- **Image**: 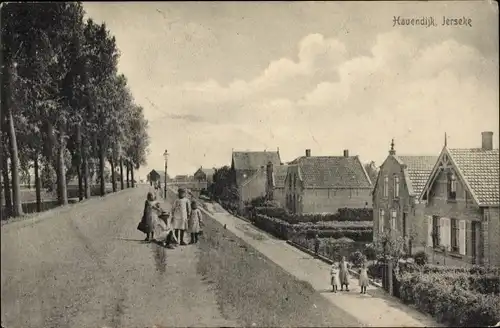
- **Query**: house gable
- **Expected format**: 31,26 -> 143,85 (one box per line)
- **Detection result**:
419,147 -> 479,206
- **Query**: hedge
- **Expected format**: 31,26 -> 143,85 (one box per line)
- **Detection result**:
398,272 -> 500,326
402,263 -> 500,276
254,206 -> 373,223
292,235 -> 366,261
252,214 -> 373,242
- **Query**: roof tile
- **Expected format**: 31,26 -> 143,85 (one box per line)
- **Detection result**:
397,156 -> 438,196
289,156 -> 372,189
448,148 -> 499,206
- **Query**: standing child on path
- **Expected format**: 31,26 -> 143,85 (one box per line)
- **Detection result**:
359,262 -> 369,294
330,263 -> 340,293
338,256 -> 350,291
188,201 -> 203,244
171,188 -> 191,246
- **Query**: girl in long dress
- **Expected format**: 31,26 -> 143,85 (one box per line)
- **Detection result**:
338,256 -> 350,292
188,201 -> 203,244
330,263 -> 340,293
171,188 -> 191,246
141,192 -> 163,242
359,262 -> 369,294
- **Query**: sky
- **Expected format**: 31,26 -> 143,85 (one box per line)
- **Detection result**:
83,1 -> 499,179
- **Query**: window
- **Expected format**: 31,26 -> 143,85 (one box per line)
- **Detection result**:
288,174 -> 292,190
394,176 -> 400,198
448,172 -> 457,201
383,176 -> 389,198
432,216 -> 440,248
450,218 -> 459,252
391,210 -> 397,231
379,209 -> 385,233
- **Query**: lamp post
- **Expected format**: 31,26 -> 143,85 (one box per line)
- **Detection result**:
163,149 -> 169,200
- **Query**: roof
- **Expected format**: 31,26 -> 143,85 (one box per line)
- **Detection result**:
232,151 -> 281,171
397,156 -> 438,196
288,156 -> 372,189
273,165 -> 289,188
448,148 -> 499,206
194,167 -> 216,177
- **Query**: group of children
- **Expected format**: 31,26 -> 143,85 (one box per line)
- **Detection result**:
329,257 -> 369,294
139,188 -> 203,248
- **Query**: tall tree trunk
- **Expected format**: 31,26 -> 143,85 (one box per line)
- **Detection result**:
119,158 -> 124,190
98,140 -> 106,197
56,133 -> 68,206
2,153 -> 12,218
126,161 -> 130,188
7,111 -> 23,217
34,154 -> 42,212
110,158 -> 116,192
131,163 -> 135,188
76,126 -> 83,201
81,137 -> 90,199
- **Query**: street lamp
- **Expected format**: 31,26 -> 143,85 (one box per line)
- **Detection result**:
163,149 -> 169,200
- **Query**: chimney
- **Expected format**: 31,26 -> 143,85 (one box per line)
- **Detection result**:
481,131 -> 493,150
305,149 -> 311,157
343,149 -> 349,157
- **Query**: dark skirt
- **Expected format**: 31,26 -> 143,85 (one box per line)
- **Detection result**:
139,201 -> 154,234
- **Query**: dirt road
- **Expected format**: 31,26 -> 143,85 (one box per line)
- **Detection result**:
1,186 -> 359,327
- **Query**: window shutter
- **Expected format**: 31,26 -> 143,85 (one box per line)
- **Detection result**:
459,220 -> 466,255
441,218 -> 451,249
427,216 -> 433,247
379,209 -> 384,233
440,217 -> 446,247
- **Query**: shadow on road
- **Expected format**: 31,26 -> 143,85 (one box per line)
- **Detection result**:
114,238 -> 147,243
151,242 -> 167,273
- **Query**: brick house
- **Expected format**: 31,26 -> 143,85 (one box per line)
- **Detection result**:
231,150 -> 281,207
418,131 -> 499,267
265,163 -> 289,207
372,139 -> 438,250
193,167 -> 216,185
284,149 -> 373,214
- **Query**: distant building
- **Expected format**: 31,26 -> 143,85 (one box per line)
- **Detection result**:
231,150 -> 281,207
193,167 -> 216,185
371,139 -> 438,252
285,149 -> 372,214
174,175 -> 189,182
418,131 -> 499,267
147,170 -> 169,186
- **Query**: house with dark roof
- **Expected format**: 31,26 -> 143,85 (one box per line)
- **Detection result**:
231,150 -> 281,206
418,131 -> 499,267
371,139 -> 438,252
146,170 -> 169,186
193,167 -> 216,184
284,149 -> 373,214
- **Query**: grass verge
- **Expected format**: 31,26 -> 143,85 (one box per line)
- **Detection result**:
196,212 -> 362,327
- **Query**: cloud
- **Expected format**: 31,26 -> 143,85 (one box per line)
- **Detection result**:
142,30 -> 498,176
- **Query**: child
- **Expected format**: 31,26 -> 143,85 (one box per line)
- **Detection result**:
359,262 -> 369,294
314,234 -> 320,256
330,263 -> 340,293
171,188 -> 191,246
188,201 -> 203,244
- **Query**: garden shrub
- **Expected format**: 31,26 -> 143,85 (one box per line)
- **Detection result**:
413,251 -> 428,266
363,243 -> 377,261
398,272 -> 500,326
337,208 -> 373,221
349,250 -> 367,268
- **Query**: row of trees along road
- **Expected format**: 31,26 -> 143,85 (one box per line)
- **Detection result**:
0,3 -> 150,218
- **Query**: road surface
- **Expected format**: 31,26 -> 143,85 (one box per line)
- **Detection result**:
1,186 -> 360,327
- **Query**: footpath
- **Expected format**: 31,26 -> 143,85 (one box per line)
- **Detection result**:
196,199 -> 441,327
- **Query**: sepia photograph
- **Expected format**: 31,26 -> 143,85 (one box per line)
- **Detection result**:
1,1 -> 499,327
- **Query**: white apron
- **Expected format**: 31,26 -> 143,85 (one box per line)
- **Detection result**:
172,197 -> 190,230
